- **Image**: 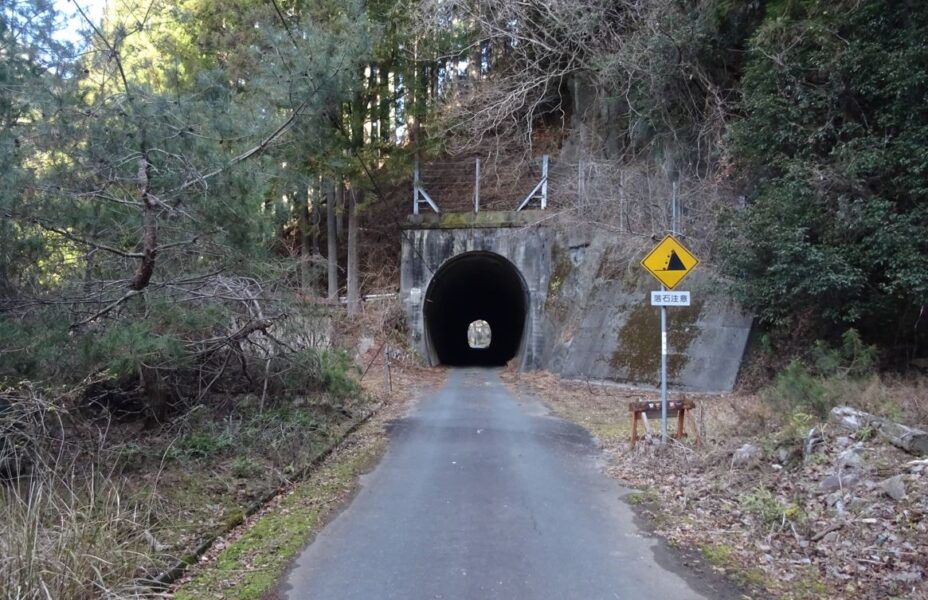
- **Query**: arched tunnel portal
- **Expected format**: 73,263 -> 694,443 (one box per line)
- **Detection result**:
424,251 -> 528,366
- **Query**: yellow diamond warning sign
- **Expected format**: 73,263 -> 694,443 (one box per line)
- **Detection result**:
640,234 -> 700,290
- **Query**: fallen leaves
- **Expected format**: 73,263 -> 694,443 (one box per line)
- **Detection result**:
507,371 -> 928,600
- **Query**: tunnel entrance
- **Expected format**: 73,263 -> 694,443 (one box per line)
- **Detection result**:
424,252 -> 528,366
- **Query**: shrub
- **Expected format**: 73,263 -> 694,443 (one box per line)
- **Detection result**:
768,361 -> 830,419
740,486 -> 804,529
231,456 -> 262,478
765,329 -> 878,419
179,430 -> 234,459
811,329 -> 877,379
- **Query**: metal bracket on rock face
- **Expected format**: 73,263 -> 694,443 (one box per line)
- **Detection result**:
640,234 -> 700,290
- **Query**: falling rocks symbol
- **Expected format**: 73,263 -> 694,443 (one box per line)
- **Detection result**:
664,250 -> 686,271
640,234 -> 700,290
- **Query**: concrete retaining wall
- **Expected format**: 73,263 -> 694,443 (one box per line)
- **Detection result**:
400,212 -> 752,392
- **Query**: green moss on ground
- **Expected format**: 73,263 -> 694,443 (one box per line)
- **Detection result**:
173,424 -> 387,600
626,489 -> 659,505
701,544 -> 769,590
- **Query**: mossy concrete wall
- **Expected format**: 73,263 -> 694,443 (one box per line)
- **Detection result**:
541,226 -> 752,392
400,213 -> 752,392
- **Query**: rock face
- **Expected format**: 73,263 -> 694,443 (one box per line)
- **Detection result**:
836,445 -> 866,470
804,427 -> 825,461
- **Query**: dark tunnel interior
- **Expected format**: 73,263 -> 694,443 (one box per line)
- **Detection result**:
424,252 -> 527,366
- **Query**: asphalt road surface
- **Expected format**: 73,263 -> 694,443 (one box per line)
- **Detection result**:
279,368 -> 731,600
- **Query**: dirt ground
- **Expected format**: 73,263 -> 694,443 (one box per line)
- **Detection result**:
502,370 -> 928,600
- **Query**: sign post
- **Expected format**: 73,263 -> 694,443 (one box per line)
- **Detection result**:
640,192 -> 699,444
660,289 -> 668,442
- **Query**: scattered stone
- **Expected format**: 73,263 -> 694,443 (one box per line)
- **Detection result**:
848,496 -> 868,511
835,436 -> 854,449
891,571 -> 922,584
819,531 -> 840,545
906,459 -> 928,474
776,446 -> 794,464
820,472 -> 860,493
732,443 -> 762,468
804,427 -> 825,461
837,444 -> 865,470
879,475 -> 907,501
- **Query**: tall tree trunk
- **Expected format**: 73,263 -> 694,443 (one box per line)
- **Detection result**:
130,153 -> 157,291
368,65 -> 379,144
469,30 -> 482,82
299,190 -> 315,295
379,61 -> 392,144
327,180 -> 338,301
336,187 -> 344,240
346,188 -> 361,317
311,180 -> 322,256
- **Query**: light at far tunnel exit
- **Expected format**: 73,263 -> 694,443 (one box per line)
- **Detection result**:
467,320 -> 491,349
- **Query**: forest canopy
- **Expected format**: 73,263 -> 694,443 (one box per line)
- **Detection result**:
0,0 -> 925,403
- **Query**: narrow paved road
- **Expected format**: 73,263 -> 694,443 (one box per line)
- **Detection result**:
280,369 -> 728,600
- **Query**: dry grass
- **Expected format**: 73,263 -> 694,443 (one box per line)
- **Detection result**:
0,391 -> 162,600
0,362 -> 377,599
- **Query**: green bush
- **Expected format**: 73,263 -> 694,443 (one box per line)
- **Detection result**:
0,310 -> 74,381
768,361 -> 830,418
178,430 -> 234,459
231,456 -> 262,478
765,329 -> 878,418
811,329 -> 877,379
318,349 -> 361,398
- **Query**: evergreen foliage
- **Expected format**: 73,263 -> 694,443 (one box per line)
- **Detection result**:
722,1 -> 928,355
2,0 -> 927,402
0,0 -> 381,409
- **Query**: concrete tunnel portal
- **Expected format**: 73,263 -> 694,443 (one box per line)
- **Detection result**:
424,252 -> 528,367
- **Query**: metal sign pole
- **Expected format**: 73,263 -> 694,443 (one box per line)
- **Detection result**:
642,181 -> 697,448
661,181 -> 678,445
660,289 -> 668,444
474,158 -> 480,213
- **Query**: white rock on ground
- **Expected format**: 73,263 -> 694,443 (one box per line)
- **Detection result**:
879,475 -> 907,501
731,443 -> 762,468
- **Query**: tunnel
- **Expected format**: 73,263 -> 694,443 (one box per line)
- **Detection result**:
424,251 -> 528,366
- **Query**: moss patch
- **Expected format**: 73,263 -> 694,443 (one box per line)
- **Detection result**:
701,544 -> 769,589
626,489 -> 659,505
404,211 -> 540,230
173,421 -> 388,600
545,243 -> 573,316
610,298 -> 704,383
